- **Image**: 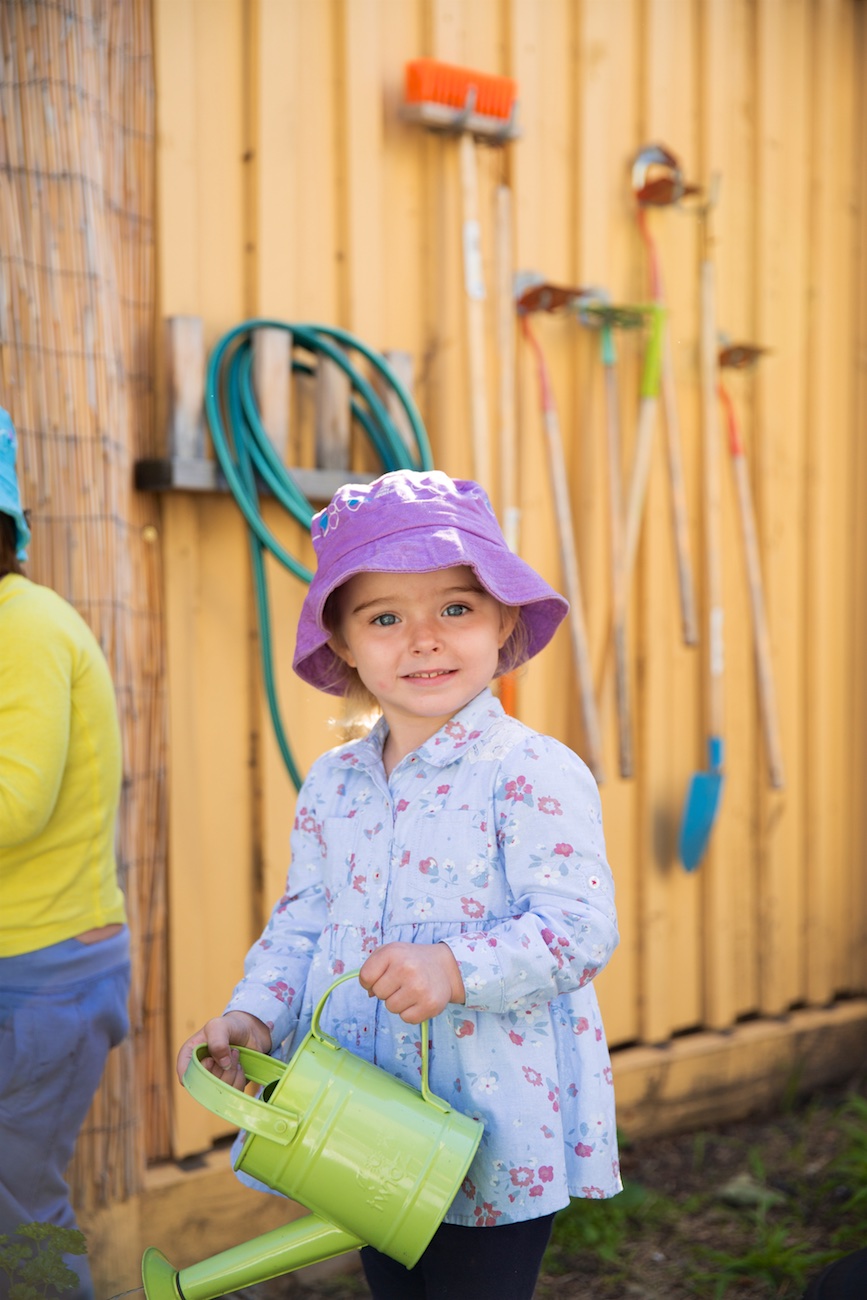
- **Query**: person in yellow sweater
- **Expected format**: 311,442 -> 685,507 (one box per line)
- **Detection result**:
0,408 -> 130,1299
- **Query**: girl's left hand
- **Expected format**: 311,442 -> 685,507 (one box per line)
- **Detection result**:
359,941 -> 466,1023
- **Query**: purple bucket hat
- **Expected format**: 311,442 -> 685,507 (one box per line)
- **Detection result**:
293,469 -> 569,695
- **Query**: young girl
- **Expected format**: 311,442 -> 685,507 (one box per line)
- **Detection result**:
179,469 -> 621,1300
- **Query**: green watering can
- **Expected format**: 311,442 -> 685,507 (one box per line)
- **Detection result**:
141,971 -> 483,1299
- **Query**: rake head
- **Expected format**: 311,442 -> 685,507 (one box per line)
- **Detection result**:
575,298 -> 653,331
718,341 -> 771,371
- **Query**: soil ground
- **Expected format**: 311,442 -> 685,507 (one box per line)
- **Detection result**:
234,1070 -> 867,1300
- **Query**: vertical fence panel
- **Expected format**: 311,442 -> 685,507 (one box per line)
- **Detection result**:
147,0 -> 867,1158
636,0 -> 703,1042
753,0 -> 810,1015
803,0 -> 840,1008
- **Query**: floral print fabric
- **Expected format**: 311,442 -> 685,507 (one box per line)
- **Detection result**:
226,688 -> 622,1223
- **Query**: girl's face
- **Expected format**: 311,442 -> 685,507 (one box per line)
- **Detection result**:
329,566 -> 517,745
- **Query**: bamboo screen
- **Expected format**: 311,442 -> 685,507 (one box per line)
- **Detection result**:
0,0 -> 168,1204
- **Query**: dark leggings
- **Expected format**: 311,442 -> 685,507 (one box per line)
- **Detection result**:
360,1213 -> 555,1300
801,1248 -> 867,1299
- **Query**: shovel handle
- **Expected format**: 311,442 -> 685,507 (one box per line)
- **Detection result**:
701,251 -> 724,740
719,383 -> 785,788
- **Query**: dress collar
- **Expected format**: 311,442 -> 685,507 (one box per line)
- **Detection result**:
326,688 -> 505,773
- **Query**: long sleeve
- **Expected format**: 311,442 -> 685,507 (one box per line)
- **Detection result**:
224,783 -> 329,1051
442,734 -> 618,1014
0,622 -> 71,848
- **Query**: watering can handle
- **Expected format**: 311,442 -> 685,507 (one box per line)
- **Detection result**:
312,970 -> 451,1115
184,1044 -> 300,1147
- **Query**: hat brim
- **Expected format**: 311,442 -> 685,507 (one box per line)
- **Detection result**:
293,526 -> 568,695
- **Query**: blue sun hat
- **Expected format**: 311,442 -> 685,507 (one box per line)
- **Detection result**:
0,407 -> 31,561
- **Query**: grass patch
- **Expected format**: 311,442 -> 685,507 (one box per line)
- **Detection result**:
535,1077 -> 867,1299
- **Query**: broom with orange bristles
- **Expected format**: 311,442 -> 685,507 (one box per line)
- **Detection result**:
403,58 -> 519,496
404,58 -> 521,711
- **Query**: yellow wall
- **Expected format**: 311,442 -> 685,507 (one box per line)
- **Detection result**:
151,0 -> 867,1157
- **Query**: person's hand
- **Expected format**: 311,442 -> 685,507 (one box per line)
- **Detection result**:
359,941 -> 465,1024
176,1011 -> 272,1089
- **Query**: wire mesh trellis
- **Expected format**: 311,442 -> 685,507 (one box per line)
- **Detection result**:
0,0 -> 169,1207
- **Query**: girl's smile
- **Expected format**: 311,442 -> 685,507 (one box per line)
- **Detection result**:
329,565 -> 517,771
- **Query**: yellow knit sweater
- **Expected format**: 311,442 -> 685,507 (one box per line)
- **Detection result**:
0,575 -> 126,955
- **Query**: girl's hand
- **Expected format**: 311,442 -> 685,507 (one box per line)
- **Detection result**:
359,941 -> 466,1024
176,1011 -> 272,1088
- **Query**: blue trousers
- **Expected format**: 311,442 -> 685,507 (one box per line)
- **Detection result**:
0,931 -> 130,1299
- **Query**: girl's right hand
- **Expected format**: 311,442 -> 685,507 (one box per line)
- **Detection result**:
176,1011 -> 272,1089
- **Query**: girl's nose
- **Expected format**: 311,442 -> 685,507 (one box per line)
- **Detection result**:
410,618 -> 442,653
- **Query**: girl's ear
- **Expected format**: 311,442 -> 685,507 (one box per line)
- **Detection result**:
498,604 -> 520,649
328,634 -> 357,669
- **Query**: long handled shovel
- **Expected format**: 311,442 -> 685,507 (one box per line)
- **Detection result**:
718,350 -> 785,789
680,199 -> 724,871
632,145 -> 700,647
620,304 -> 666,592
519,310 -> 605,782
577,294 -> 656,778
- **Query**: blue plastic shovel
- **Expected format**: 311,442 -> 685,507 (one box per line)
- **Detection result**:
679,205 -> 724,871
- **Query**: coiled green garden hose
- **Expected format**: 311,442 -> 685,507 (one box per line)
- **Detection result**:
205,319 -> 434,790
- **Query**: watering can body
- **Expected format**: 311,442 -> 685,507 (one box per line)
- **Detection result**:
142,971 -> 483,1299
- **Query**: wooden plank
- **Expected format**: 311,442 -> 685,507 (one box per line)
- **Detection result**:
164,315 -> 206,460
802,0 -> 837,1007
152,0 -> 201,315
257,507 -> 339,918
696,0 -> 741,1032
314,353 -> 351,469
637,0 -> 702,1043
248,0 -> 296,315
163,498 -> 255,1158
614,999 -> 867,1140
823,0 -> 857,998
850,0 -> 867,994
753,0 -> 809,1016
715,0 -> 761,1019
378,348 -> 417,462
194,0 -> 246,337
337,0 -> 384,345
508,0 -> 570,750
252,327 -> 291,460
573,0 -> 642,1047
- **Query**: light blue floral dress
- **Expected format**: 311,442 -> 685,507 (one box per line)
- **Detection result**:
226,688 -> 622,1224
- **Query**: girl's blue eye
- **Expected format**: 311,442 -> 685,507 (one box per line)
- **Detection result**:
372,612 -> 398,626
444,603 -> 469,617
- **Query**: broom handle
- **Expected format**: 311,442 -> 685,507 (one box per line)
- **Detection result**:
638,206 -> 699,646
660,328 -> 700,645
720,384 -> 785,788
459,132 -> 491,488
603,327 -> 633,778
700,237 -> 724,745
621,307 -> 664,591
496,183 -> 517,536
522,320 -> 604,782
496,181 -> 519,716
547,399 -> 605,783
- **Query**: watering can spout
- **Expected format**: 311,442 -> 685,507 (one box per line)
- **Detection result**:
143,973 -> 483,1295
142,1216 -> 364,1300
